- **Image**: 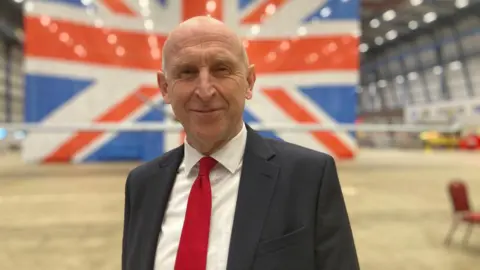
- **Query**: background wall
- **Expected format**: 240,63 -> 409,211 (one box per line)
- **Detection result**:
22,0 -> 359,163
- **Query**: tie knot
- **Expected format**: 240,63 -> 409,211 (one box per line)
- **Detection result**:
198,156 -> 217,176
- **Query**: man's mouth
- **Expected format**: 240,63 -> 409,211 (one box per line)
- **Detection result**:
192,109 -> 221,113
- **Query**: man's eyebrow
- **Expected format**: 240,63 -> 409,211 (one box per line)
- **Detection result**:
173,55 -> 238,67
171,58 -> 197,70
211,57 -> 236,66
213,52 -> 243,64
173,61 -> 195,67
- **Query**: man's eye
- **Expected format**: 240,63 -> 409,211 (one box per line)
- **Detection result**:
179,69 -> 196,77
214,66 -> 230,73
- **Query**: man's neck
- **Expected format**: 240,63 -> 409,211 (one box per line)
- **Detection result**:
186,121 -> 243,156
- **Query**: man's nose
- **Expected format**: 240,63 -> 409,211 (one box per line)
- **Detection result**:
196,68 -> 215,100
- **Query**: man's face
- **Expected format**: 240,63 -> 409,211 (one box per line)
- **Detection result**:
158,28 -> 255,148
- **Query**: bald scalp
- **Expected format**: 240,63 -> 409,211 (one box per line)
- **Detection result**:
161,16 -> 249,77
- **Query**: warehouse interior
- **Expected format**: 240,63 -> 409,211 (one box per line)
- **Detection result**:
0,0 -> 479,269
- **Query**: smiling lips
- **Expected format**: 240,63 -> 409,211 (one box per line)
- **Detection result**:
191,109 -> 222,113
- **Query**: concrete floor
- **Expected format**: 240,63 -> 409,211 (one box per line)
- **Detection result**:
0,149 -> 479,270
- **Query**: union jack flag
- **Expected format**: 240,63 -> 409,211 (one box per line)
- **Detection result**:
23,0 -> 359,163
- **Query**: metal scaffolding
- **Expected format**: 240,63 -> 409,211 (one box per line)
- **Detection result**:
0,0 -> 23,124
359,1 -> 480,122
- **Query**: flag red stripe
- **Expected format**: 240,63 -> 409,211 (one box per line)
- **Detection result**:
25,16 -> 358,73
263,88 -> 354,158
241,0 -> 288,24
182,0 -> 223,21
101,0 -> 137,16
43,86 -> 160,162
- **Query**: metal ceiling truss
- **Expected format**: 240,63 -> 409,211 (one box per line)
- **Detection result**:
366,2 -> 480,57
359,2 -> 480,115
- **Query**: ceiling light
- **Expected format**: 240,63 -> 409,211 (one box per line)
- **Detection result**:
306,53 -> 319,64
94,19 -> 104,28
410,0 -> 423,6
382,10 -> 396,21
250,25 -> 260,35
116,46 -> 125,57
206,1 -> 216,13
151,48 -> 161,59
370,19 -> 380,28
279,41 -> 290,51
48,23 -> 58,33
74,45 -> 86,57
40,16 -> 51,26
395,76 -> 405,84
144,19 -> 154,30
265,51 -> 277,62
296,26 -> 307,36
455,0 -> 469,8
407,72 -> 418,80
449,61 -> 462,70
25,1 -> 34,11
148,35 -> 158,47
359,43 -> 369,53
107,34 -> 117,44
433,66 -> 443,75
139,0 -> 149,8
59,32 -> 69,43
423,12 -> 437,23
265,3 -> 276,15
327,42 -> 338,52
320,7 -> 332,17
408,20 -> 418,30
374,36 -> 384,45
385,29 -> 398,40
377,80 -> 387,88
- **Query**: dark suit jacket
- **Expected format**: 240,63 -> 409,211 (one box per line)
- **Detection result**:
122,125 -> 359,270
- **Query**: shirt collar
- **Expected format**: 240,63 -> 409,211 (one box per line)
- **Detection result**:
183,123 -> 247,175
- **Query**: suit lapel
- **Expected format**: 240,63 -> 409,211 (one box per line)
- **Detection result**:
227,126 -> 280,270
141,146 -> 184,270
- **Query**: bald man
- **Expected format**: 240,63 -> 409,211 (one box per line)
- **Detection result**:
121,16 -> 359,270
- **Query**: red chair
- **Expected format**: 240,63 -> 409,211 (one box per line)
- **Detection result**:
444,180 -> 480,245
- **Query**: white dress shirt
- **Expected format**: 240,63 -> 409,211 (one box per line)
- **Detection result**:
154,124 -> 247,270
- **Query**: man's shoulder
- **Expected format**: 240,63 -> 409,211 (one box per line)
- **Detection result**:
261,138 -> 337,184
126,146 -> 181,182
127,157 -> 159,180
264,137 -> 333,163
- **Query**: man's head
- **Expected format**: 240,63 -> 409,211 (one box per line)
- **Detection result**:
158,16 -> 256,154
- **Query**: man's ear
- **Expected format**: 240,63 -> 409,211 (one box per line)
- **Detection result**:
245,64 -> 256,100
157,71 -> 170,104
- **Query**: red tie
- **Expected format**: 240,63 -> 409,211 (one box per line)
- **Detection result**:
175,156 -> 217,270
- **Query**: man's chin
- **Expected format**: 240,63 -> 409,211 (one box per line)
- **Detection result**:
190,123 -> 226,138
194,126 -> 224,139
187,127 -> 228,153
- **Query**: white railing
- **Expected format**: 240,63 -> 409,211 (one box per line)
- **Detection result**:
0,122 -> 460,133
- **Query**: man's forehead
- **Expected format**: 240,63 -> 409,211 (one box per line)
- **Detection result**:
172,46 -> 238,65
173,33 -> 234,49
162,17 -> 247,71
169,27 -> 240,50
166,34 -> 243,64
